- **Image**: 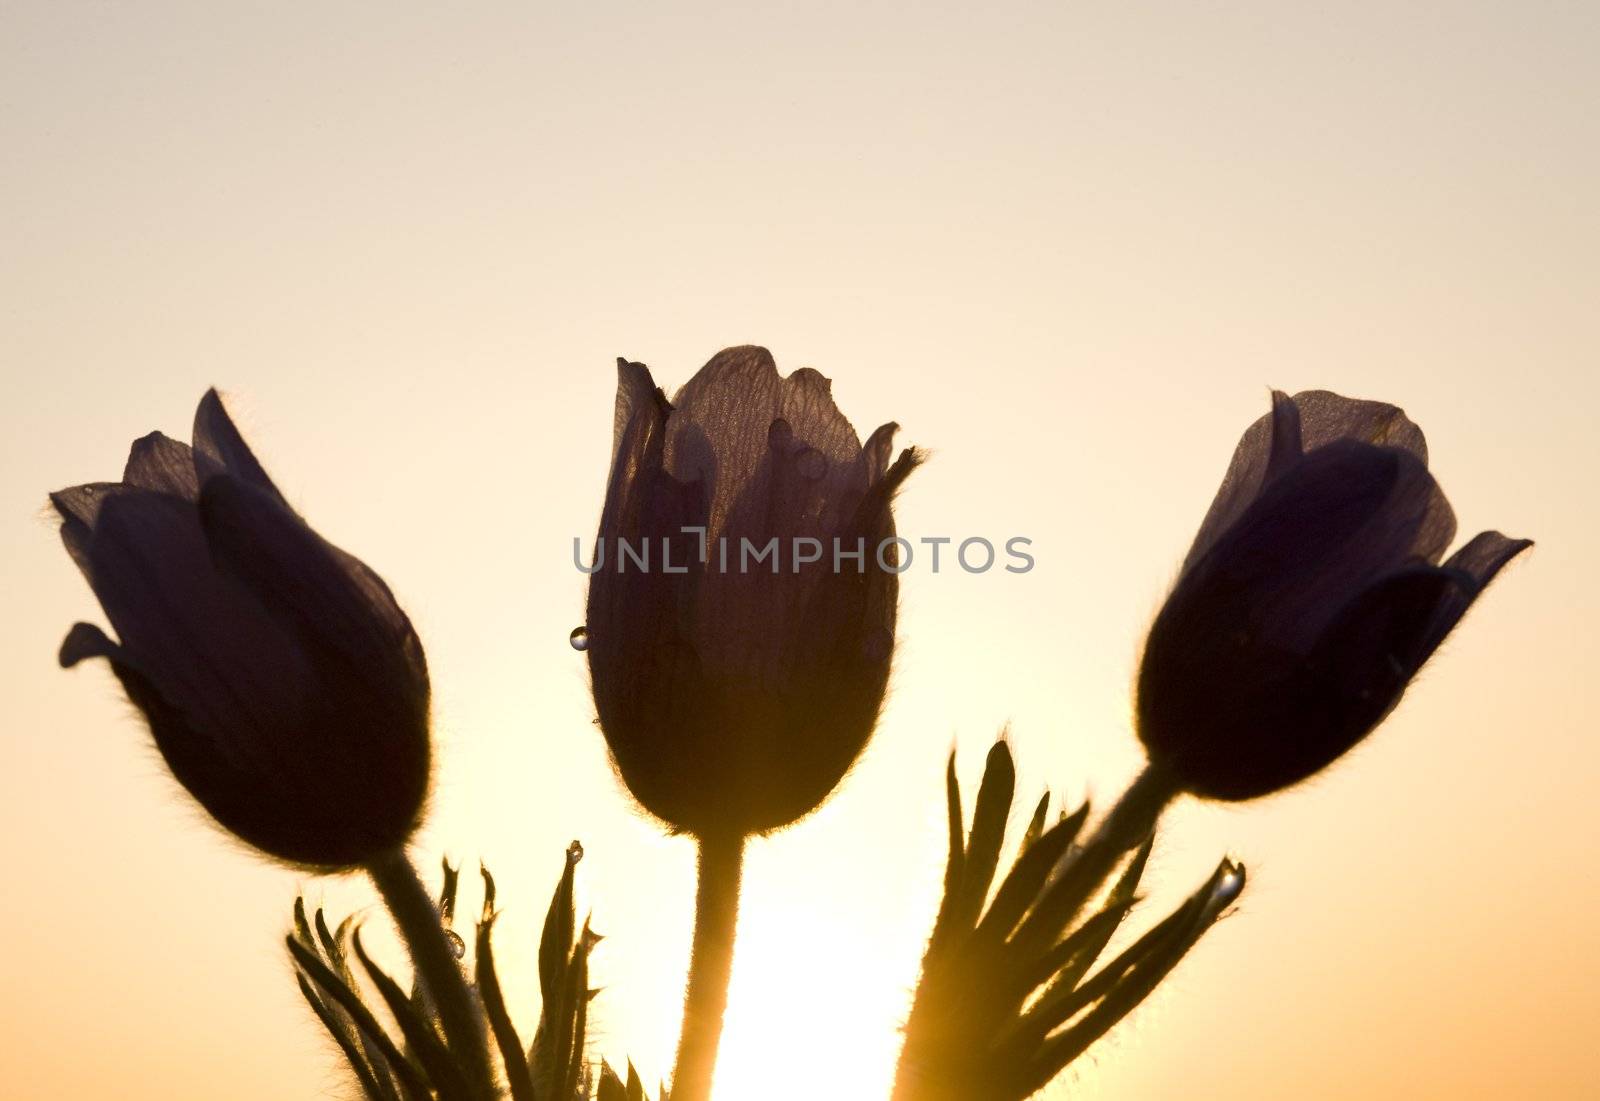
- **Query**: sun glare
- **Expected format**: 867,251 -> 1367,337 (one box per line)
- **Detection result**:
711,884 -> 920,1101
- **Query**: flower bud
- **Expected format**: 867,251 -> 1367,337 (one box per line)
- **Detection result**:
54,391 -> 431,869
585,346 -> 920,836
1137,390 -> 1530,800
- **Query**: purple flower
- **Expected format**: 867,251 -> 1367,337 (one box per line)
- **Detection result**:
1137,390 -> 1531,800
586,346 -> 920,836
54,391 -> 431,869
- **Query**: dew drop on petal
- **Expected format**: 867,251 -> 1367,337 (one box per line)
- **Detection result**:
444,929 -> 465,959
569,626 -> 589,651
796,447 -> 828,480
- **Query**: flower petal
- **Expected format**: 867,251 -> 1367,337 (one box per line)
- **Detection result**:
49,482 -> 127,532
664,346 -> 866,539
1178,441 -> 1402,651
85,489 -> 311,764
1264,389 -> 1302,478
693,437 -> 885,686
1182,390 -> 1301,577
1312,565 -> 1467,696
196,476 -> 427,700
59,621 -> 121,668
1289,390 -> 1428,461
613,358 -> 669,460
1442,530 -> 1534,586
598,358 -> 686,550
192,389 -> 287,507
123,432 -> 200,499
50,484 -> 125,575
861,422 -> 899,483
778,366 -> 863,465
1419,531 -> 1533,654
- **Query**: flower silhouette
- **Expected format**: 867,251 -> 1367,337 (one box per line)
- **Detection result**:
585,345 -> 919,1100
586,345 -> 920,837
54,390 -> 431,869
1138,390 -> 1531,800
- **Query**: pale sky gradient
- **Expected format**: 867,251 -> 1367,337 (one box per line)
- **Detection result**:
3,3 -> 1597,1099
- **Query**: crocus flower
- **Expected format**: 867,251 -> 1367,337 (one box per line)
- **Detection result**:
585,345 -> 920,837
54,391 -> 431,869
1137,390 -> 1530,800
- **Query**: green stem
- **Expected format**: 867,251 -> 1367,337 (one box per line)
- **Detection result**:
671,830 -> 747,1101
367,847 -> 496,1101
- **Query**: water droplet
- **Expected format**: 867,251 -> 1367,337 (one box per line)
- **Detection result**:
567,839 -> 585,864
1207,862 -> 1246,914
796,447 -> 828,480
569,626 -> 589,651
444,929 -> 465,959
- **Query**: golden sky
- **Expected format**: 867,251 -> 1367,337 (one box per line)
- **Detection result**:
2,3 -> 1596,1099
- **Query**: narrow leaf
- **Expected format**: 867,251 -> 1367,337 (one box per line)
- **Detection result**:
562,932 -> 592,1101
1018,790 -> 1051,855
1049,835 -> 1153,995
596,1062 -> 627,1101
951,740 -> 1016,930
353,929 -> 474,1101
288,936 -> 430,1101
477,911 -> 535,1101
924,751 -> 967,954
974,807 -> 1087,945
1013,861 -> 1245,1096
295,971 -> 391,1100
540,844 -> 581,1014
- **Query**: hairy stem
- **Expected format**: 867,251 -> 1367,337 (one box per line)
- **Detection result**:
672,830 -> 747,1101
1041,760 -> 1180,928
1084,760 -> 1179,861
367,847 -> 496,1100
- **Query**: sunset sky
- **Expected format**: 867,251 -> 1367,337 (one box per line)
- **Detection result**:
3,3 -> 1596,1099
